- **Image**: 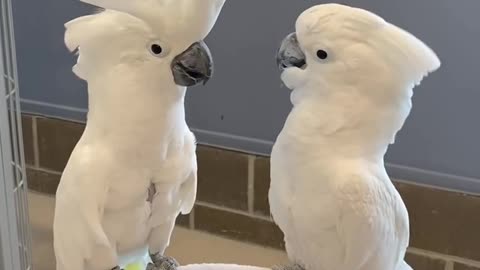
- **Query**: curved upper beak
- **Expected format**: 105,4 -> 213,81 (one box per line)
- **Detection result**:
276,32 -> 306,71
171,41 -> 213,87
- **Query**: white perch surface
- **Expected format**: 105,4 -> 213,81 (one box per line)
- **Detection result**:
180,264 -> 271,270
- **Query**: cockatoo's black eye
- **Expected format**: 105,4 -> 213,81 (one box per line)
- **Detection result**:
316,50 -> 328,60
148,41 -> 169,58
150,44 -> 163,55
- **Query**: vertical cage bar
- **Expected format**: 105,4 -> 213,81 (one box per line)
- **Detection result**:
0,51 -> 21,270
0,0 -> 33,268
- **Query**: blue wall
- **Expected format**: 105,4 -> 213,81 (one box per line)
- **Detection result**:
13,0 -> 480,194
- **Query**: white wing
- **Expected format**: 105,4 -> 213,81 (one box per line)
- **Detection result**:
53,146 -> 112,270
289,170 -> 409,270
147,131 -> 197,254
178,165 -> 197,215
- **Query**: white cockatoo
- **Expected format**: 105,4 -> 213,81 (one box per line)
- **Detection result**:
270,4 -> 440,270
53,1 -> 226,270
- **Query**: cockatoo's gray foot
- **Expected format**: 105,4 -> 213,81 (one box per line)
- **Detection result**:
273,263 -> 305,270
146,253 -> 179,270
111,266 -> 124,270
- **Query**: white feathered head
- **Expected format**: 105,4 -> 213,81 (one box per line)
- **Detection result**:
277,3 -> 440,97
276,4 -> 441,148
65,0 -> 226,86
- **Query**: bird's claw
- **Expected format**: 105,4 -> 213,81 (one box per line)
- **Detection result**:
272,264 -> 305,270
111,266 -> 124,270
146,254 -> 179,270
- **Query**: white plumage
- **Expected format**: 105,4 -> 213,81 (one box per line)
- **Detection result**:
53,1 -> 225,270
270,4 -> 440,270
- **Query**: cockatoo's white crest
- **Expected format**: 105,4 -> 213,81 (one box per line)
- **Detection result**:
79,0 -> 225,46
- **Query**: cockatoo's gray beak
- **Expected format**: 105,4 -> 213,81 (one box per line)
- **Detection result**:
277,32 -> 306,71
171,41 -> 213,87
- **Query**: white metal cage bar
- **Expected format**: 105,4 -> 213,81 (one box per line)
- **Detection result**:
0,0 -> 33,269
